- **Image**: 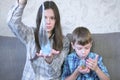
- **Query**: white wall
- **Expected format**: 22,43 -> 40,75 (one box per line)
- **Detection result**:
0,0 -> 120,37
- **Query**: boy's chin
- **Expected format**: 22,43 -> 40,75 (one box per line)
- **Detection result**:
80,56 -> 87,59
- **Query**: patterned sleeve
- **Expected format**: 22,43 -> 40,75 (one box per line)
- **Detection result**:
98,56 -> 110,77
44,36 -> 70,77
61,56 -> 71,80
7,1 -> 34,44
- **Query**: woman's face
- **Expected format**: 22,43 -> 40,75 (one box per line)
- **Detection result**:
44,8 -> 56,33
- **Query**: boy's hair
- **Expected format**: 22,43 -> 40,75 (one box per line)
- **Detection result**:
72,26 -> 92,46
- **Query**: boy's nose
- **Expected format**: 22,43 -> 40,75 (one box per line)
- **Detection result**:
81,49 -> 85,54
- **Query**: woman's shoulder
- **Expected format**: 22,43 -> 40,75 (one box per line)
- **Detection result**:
63,35 -> 70,42
62,35 -> 70,46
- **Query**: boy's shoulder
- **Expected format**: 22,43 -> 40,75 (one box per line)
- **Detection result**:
68,51 -> 97,56
89,52 -> 97,56
88,52 -> 102,59
67,51 -> 77,58
65,51 -> 80,61
67,51 -> 102,59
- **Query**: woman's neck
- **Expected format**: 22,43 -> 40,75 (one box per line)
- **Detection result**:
47,31 -> 52,38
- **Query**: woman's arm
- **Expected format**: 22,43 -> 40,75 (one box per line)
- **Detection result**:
44,36 -> 70,77
7,0 -> 34,44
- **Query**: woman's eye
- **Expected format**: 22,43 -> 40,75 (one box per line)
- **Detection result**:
45,16 -> 55,20
45,16 -> 47,19
50,17 -> 55,20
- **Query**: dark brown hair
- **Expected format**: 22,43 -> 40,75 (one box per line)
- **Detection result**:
34,1 -> 63,52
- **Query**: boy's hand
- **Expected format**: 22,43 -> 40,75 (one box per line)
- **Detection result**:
86,55 -> 99,71
77,66 -> 90,74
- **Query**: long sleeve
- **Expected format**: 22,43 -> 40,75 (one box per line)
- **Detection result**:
31,36 -> 70,79
97,56 -> 110,77
7,1 -> 34,45
45,36 -> 70,78
61,56 -> 71,80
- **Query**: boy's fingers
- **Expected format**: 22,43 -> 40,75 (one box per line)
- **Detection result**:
95,54 -> 99,60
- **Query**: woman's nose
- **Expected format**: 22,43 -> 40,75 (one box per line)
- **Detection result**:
46,18 -> 50,24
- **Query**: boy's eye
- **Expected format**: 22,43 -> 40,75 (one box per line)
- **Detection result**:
85,46 -> 91,50
76,47 -> 82,50
85,47 -> 89,49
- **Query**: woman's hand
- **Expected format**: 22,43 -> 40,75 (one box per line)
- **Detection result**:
36,49 -> 60,64
18,0 -> 27,5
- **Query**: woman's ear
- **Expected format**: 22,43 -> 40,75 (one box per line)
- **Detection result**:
71,42 -> 75,49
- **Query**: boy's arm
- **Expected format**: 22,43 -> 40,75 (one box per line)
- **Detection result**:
65,66 -> 90,80
87,55 -> 110,80
64,67 -> 79,80
95,67 -> 110,80
61,55 -> 79,80
95,56 -> 110,80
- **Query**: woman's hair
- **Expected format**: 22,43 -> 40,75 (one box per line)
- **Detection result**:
34,1 -> 63,52
72,27 -> 92,46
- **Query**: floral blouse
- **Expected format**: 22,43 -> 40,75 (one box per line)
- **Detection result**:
7,2 -> 70,80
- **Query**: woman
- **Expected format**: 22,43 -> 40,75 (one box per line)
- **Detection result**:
7,0 -> 70,80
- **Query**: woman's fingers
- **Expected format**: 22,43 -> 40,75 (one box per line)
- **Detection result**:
18,0 -> 27,5
36,50 -> 44,57
51,49 -> 60,55
36,53 -> 42,57
36,49 -> 60,59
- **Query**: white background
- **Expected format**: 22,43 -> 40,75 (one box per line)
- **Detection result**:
0,0 -> 120,37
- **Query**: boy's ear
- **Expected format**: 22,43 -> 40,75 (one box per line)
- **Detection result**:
90,41 -> 93,47
71,42 -> 75,49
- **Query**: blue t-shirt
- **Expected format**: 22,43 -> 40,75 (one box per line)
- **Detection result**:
61,51 -> 109,80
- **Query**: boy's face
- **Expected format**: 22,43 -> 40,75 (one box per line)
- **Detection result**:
72,42 -> 92,59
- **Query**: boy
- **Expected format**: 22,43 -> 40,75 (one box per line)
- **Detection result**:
61,27 -> 110,80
